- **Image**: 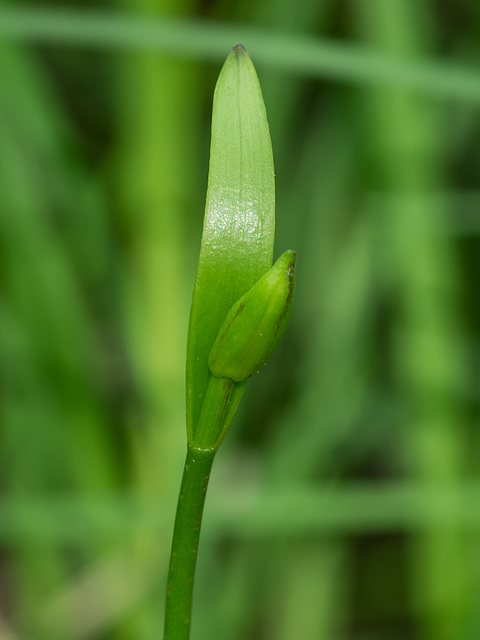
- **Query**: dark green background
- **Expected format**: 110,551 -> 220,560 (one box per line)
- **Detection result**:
1,2 -> 479,639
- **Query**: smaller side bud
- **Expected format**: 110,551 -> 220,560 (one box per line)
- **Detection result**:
208,250 -> 296,382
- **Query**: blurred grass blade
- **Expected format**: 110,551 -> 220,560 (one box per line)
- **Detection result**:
1,8 -> 480,103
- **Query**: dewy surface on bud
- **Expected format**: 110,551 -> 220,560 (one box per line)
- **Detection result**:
209,250 -> 296,382
186,44 -> 276,447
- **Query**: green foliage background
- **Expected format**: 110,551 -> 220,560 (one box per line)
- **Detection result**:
1,2 -> 479,639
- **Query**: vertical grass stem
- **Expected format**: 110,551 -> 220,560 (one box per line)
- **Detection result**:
163,446 -> 215,640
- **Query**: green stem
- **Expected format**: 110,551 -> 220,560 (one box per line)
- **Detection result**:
191,374 -> 235,449
163,446 -> 215,640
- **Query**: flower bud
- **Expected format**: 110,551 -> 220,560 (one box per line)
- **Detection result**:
208,250 -> 296,382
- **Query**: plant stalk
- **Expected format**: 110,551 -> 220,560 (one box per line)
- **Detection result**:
163,445 -> 215,640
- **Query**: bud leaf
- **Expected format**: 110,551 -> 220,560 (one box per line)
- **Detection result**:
186,44 -> 276,445
209,250 -> 296,382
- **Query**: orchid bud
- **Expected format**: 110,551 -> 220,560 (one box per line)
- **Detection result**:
208,250 -> 296,382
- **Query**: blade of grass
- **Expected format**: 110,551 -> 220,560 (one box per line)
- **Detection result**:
0,38 -> 125,639
266,108 -> 374,480
1,7 -> 480,103
114,0 -> 200,636
354,1 -> 470,637
268,542 -> 347,640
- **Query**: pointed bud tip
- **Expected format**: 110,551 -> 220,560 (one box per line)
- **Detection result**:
276,249 -> 297,279
278,249 -> 297,261
230,44 -> 252,63
283,249 -> 297,264
232,43 -> 247,54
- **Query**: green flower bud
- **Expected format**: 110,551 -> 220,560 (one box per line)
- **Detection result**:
208,250 -> 296,382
